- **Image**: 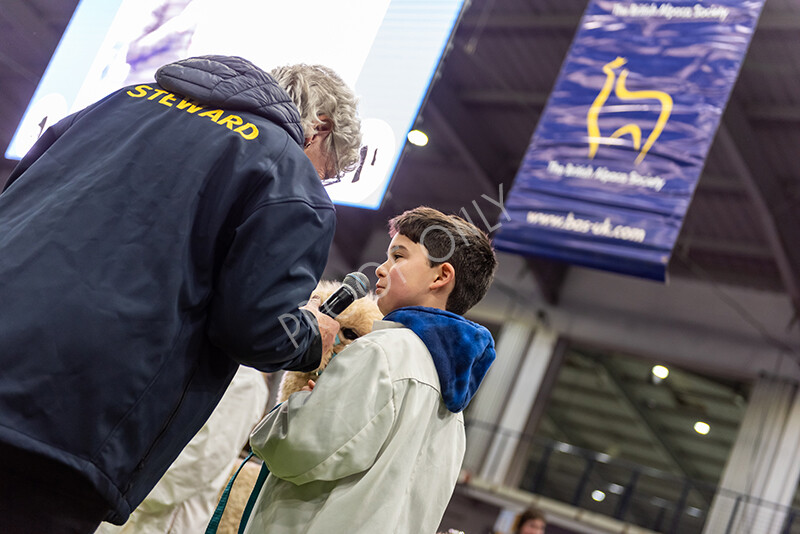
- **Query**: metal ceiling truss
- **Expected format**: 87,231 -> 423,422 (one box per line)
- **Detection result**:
584,352 -> 706,487
719,97 -> 800,321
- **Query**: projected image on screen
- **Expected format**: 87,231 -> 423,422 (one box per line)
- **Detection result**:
6,0 -> 465,210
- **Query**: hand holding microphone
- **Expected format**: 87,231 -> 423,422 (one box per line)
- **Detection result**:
320,272 -> 369,318
301,272 -> 370,358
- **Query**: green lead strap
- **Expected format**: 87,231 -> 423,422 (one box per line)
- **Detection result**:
208,402 -> 282,533
238,462 -> 270,534
205,451 -> 254,534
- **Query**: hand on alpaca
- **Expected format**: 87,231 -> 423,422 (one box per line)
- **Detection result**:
277,280 -> 382,402
299,294 -> 339,358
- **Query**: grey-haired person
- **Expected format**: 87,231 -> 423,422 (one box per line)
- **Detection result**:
0,55 -> 360,534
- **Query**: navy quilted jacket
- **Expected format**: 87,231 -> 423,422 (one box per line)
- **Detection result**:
0,55 -> 334,523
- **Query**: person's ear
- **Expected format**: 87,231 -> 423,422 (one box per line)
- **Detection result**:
431,262 -> 455,291
313,115 -> 333,138
304,116 -> 333,148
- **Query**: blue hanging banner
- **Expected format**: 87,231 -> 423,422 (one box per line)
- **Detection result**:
493,0 -> 766,281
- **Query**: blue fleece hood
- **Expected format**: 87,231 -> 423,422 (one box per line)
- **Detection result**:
383,306 -> 496,413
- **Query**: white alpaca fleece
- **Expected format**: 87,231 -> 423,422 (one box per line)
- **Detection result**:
277,280 -> 383,402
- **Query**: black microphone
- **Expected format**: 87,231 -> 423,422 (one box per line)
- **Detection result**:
320,272 -> 370,318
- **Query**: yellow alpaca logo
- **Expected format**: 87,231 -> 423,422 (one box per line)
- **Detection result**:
587,57 -> 672,165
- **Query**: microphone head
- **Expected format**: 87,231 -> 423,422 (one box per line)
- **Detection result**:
342,272 -> 369,299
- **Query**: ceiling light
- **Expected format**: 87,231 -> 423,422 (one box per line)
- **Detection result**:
694,421 -> 710,435
407,129 -> 428,146
554,442 -> 574,453
607,483 -> 624,495
591,490 -> 606,502
651,365 -> 669,380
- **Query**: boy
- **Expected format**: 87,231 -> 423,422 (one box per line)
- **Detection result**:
245,206 -> 498,533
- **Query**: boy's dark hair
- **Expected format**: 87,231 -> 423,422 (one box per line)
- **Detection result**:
515,507 -> 546,532
388,206 -> 497,315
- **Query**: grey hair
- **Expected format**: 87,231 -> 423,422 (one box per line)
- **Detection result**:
270,64 -> 362,176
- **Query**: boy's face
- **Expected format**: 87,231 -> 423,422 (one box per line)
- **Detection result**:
375,233 -> 440,315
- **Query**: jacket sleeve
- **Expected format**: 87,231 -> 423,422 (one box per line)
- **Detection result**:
207,197 -> 335,372
249,337 -> 395,485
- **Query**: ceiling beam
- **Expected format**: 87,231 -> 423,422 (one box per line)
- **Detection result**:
746,104 -> 800,123
526,257 -> 568,305
0,0 -> 62,67
719,97 -> 800,319
454,95 -> 800,126
679,236 -> 774,261
451,86 -> 800,153
755,12 -> 800,32
0,48 -> 40,84
695,173 -> 747,194
541,412 -> 587,448
546,409 -> 654,447
428,77 -> 514,177
424,102 -> 498,200
668,254 -> 785,294
458,13 -> 581,31
642,404 -> 740,433
457,9 -> 800,33
459,89 -> 550,108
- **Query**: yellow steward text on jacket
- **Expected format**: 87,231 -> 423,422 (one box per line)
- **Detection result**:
126,85 -> 259,140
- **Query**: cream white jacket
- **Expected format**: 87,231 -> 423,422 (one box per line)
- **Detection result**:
245,321 -> 465,533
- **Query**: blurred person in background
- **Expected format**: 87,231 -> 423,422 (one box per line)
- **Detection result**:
515,507 -> 546,534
